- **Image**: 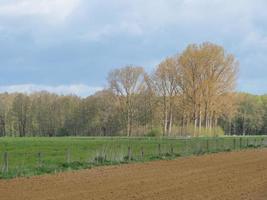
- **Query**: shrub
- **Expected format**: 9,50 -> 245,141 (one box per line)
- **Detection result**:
61,161 -> 89,170
146,128 -> 161,137
94,155 -> 107,163
123,155 -> 135,162
182,125 -> 225,137
193,148 -> 206,156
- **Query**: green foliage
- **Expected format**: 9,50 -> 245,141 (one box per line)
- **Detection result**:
224,148 -> 231,152
146,128 -> 161,137
221,93 -> 267,135
61,161 -> 90,170
0,91 -> 266,138
183,125 -> 225,137
94,155 -> 107,163
123,155 -> 135,161
193,147 -> 207,156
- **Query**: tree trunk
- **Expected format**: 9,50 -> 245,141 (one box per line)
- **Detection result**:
181,113 -> 185,136
168,110 -> 173,136
127,110 -> 131,137
228,118 -> 232,135
163,95 -> 167,136
198,109 -> 202,136
242,113 -> 246,136
194,116 -> 197,137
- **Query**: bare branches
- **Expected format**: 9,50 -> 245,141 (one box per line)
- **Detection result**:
108,66 -> 145,136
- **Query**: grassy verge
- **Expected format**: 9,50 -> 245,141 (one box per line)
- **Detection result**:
0,136 -> 266,179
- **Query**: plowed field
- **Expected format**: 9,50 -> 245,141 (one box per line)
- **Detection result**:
1,149 -> 267,200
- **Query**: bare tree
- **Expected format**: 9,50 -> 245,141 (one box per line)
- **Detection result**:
108,66 -> 145,136
12,94 -> 31,137
178,42 -> 238,136
150,56 -> 180,136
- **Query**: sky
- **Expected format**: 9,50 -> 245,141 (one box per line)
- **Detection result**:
0,0 -> 267,97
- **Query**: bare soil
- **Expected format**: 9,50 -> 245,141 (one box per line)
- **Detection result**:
1,149 -> 267,200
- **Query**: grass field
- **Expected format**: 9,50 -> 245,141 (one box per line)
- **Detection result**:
0,136 -> 266,178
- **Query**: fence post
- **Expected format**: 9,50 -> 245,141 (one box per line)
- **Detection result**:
104,154 -> 107,162
37,152 -> 42,168
247,138 -> 249,148
141,147 -> 144,160
158,144 -> 161,156
206,139 -> 209,153
254,138 -> 257,148
185,139 -> 188,155
240,137 -> 242,149
261,138 -> 264,147
2,152 -> 8,174
215,138 -> 218,152
127,146 -> 131,162
66,148 -> 71,164
170,144 -> 174,155
234,138 -> 236,150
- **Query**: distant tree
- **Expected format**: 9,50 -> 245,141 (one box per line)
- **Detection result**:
150,56 -> 180,136
12,94 -> 31,137
235,94 -> 264,135
178,42 -> 238,136
0,94 -> 10,137
108,66 -> 145,136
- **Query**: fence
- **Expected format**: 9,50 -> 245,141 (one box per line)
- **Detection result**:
1,137 -> 267,178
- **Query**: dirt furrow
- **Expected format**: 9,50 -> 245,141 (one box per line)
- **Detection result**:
1,149 -> 267,200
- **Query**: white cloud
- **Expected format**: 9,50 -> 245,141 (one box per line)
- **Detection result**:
0,0 -> 80,23
80,22 -> 144,42
0,0 -> 267,94
2,0 -> 266,41
76,0 -> 267,42
0,84 -> 102,97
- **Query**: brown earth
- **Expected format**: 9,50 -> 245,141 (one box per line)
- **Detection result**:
1,149 -> 267,200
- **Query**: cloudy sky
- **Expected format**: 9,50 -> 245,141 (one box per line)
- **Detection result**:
0,0 -> 266,96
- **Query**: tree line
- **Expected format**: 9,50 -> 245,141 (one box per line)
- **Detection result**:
0,42 -> 266,137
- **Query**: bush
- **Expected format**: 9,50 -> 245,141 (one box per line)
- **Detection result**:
193,148 -> 206,156
94,155 -> 107,163
224,148 -> 231,152
123,155 -> 135,162
146,128 -> 161,137
61,161 -> 89,170
183,125 -> 225,137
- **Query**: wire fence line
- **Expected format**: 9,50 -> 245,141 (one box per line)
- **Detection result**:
0,137 -> 266,179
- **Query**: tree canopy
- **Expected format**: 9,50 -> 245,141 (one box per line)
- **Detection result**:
0,42 -> 265,137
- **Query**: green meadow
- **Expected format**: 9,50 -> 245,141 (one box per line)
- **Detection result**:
0,136 -> 266,179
